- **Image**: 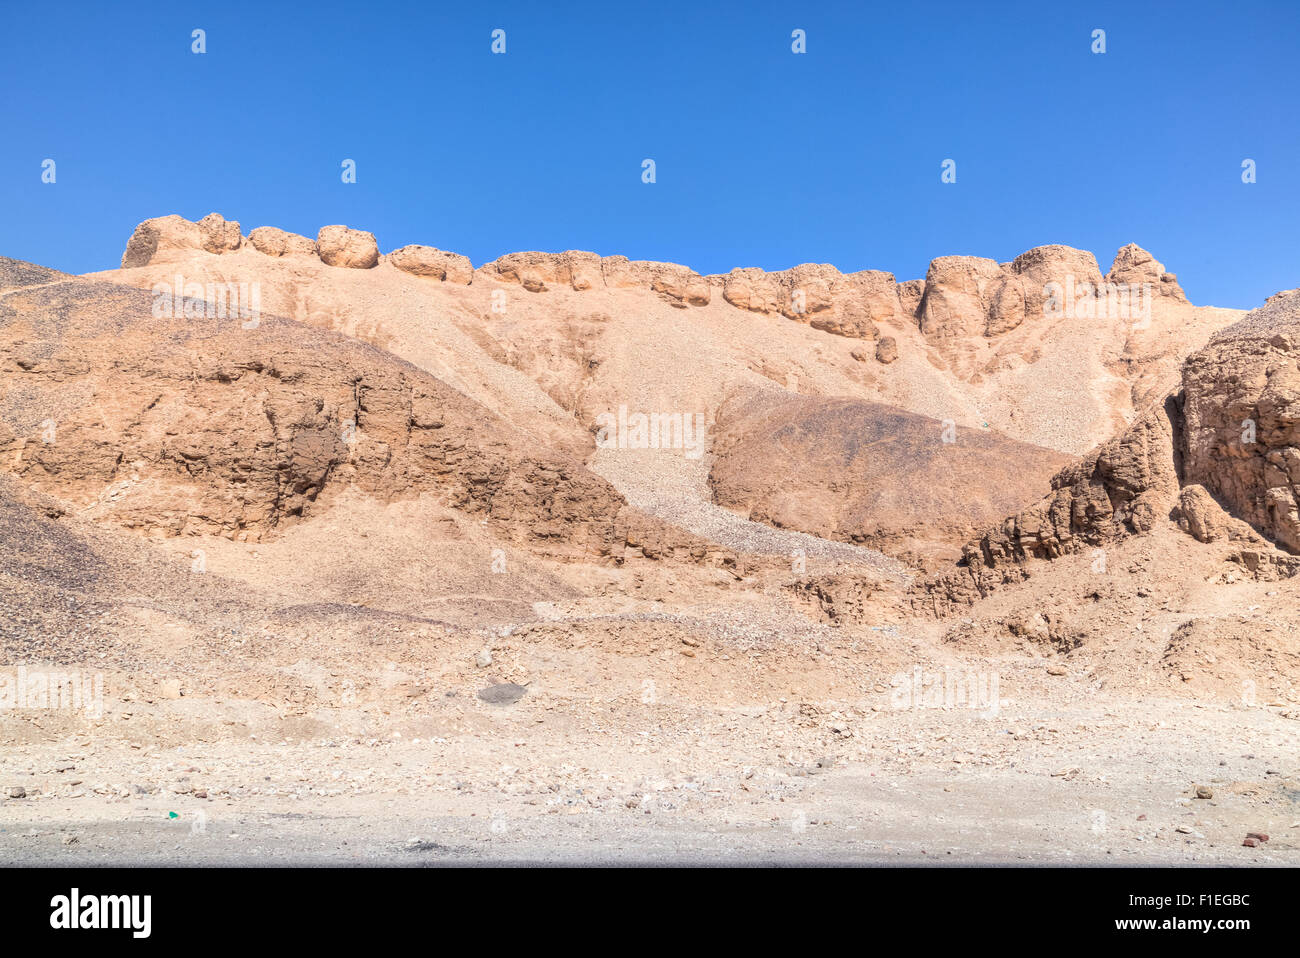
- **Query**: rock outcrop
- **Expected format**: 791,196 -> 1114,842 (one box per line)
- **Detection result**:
1108,243 -> 1187,302
916,246 -> 1105,341
247,226 -> 317,259
718,264 -> 900,339
1182,289 -> 1300,552
315,225 -> 380,269
481,251 -> 713,304
121,213 -> 242,267
917,289 -> 1300,610
0,257 -> 722,565
969,397 -> 1183,567
388,245 -> 473,284
1173,484 -> 1263,544
481,251 -> 604,293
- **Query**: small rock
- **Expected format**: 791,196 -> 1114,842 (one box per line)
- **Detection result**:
7,786 -> 26,799
1245,831 -> 1269,843
1194,785 -> 1213,799
1242,837 -> 1259,847
474,648 -> 493,668
1046,665 -> 1068,676
477,683 -> 527,705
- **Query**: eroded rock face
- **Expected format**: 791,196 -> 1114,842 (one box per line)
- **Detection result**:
1173,484 -> 1262,544
0,262 -> 641,559
1108,243 -> 1187,302
913,398 -> 1183,609
720,268 -> 783,313
316,226 -> 380,269
388,245 -> 473,284
974,399 -> 1183,566
916,289 -> 1300,610
484,251 -> 604,293
918,256 -> 1007,339
121,213 -> 242,267
601,257 -> 710,305
1182,289 -> 1300,552
917,246 -> 1104,341
248,226 -> 317,259
717,264 -> 899,338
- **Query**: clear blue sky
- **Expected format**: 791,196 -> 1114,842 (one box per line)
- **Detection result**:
2,0 -> 1297,308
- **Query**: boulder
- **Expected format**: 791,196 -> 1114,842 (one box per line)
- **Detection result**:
248,226 -> 317,259
721,268 -> 783,313
388,245 -> 473,284
875,335 -> 898,364
198,213 -> 242,254
316,225 -> 379,269
1174,484 -> 1262,544
121,213 -> 241,267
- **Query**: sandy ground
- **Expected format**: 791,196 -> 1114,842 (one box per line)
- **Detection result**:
4,673 -> 1298,865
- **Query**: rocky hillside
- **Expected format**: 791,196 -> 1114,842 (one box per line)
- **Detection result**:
708,391 -> 1072,568
919,289 -> 1300,611
0,256 -> 720,564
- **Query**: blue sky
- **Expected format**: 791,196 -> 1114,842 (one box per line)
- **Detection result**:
2,0 -> 1297,308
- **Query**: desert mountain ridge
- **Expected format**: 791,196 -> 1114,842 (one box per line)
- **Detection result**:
1,213 -> 1295,678
3,214 -> 1299,869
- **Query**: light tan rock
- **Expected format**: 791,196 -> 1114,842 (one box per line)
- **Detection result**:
1183,290 -> 1300,552
719,264 -> 898,337
488,251 -> 602,291
316,225 -> 379,269
388,245 -> 473,284
918,256 -> 1005,339
1009,244 -> 1103,321
197,213 -> 242,254
721,268 -> 783,313
896,278 -> 925,319
248,226 -> 317,259
651,265 -> 711,306
597,257 -> 710,305
121,213 -> 241,267
1109,243 -> 1187,301
1174,484 -> 1262,544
